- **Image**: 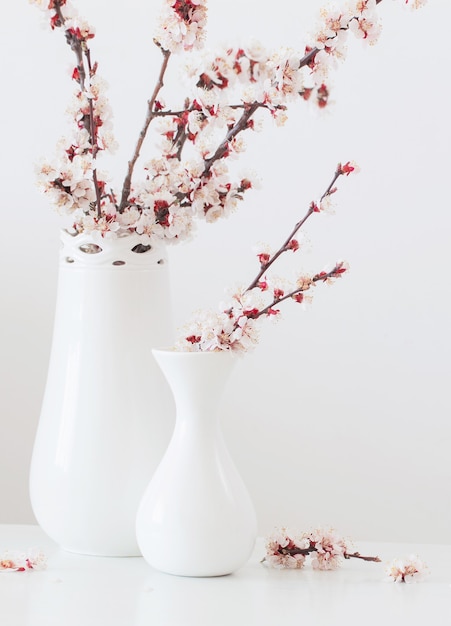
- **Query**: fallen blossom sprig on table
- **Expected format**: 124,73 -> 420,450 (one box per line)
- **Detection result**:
385,555 -> 429,583
176,161 -> 354,352
29,0 -> 425,244
0,549 -> 47,572
262,527 -> 381,571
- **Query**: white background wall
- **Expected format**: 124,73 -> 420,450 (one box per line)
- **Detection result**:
1,0 -> 450,544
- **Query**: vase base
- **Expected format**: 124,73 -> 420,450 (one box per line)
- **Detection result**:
146,563 -> 239,578
37,526 -> 143,558
61,546 -> 142,558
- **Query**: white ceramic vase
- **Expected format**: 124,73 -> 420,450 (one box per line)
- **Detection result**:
136,349 -> 257,577
29,231 -> 174,556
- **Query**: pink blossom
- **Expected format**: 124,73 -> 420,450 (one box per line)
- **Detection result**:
349,14 -> 382,45
296,275 -> 313,291
352,0 -> 377,16
285,239 -> 300,252
155,0 -> 207,53
0,549 -> 47,572
405,0 -> 427,8
304,528 -> 348,570
386,555 -> 429,583
263,529 -> 308,570
338,160 -> 359,175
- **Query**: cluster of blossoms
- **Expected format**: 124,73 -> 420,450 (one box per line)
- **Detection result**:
176,162 -> 354,352
156,0 -> 208,53
0,549 -> 47,572
263,527 -> 381,570
385,554 -> 429,583
30,0 -> 425,245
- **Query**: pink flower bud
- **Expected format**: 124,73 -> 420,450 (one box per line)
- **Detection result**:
286,239 -> 299,252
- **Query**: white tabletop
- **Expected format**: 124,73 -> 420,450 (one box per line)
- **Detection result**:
1,524 -> 450,626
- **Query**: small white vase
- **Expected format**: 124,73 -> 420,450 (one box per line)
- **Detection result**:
30,231 -> 174,556
136,349 -> 257,577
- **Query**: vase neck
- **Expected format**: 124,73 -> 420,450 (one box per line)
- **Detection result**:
153,350 -> 236,425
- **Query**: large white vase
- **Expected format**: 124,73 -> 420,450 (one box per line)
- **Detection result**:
136,349 -> 257,577
29,231 -> 174,556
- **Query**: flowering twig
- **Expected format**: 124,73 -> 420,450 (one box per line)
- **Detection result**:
247,163 -> 351,293
252,261 -> 348,320
50,0 -> 104,217
265,542 -> 381,563
177,161 -> 355,353
264,529 -> 430,583
262,528 -> 380,570
30,0 -> 426,242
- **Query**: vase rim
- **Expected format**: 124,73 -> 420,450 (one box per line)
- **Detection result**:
59,229 -> 168,269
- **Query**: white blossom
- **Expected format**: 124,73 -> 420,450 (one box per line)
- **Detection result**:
263,529 -> 308,570
155,0 -> 208,53
386,555 -> 429,583
305,528 -> 348,570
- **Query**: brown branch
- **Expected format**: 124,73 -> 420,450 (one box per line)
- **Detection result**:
82,47 -> 104,217
247,207 -> 314,292
274,546 -> 380,563
203,101 -> 260,175
171,123 -> 189,161
345,551 -> 381,563
250,262 -> 346,320
53,2 -> 88,90
119,43 -> 171,212
298,47 -> 319,70
91,169 -> 103,219
247,166 -> 344,292
151,102 -> 285,118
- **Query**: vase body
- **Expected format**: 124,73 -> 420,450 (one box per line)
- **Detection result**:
30,231 -> 174,556
136,349 -> 257,577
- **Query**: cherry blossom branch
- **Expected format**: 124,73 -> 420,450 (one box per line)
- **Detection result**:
262,529 -> 382,571
179,161 -> 356,352
52,1 -> 104,217
247,164 -> 346,292
118,42 -> 171,212
252,262 -> 348,319
275,544 -> 381,563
